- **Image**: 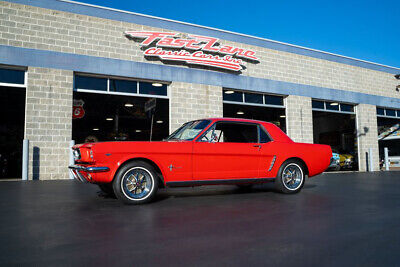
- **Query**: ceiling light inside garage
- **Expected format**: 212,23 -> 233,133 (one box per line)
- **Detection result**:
225,90 -> 234,94
93,128 -> 99,131
236,111 -> 244,115
125,103 -> 133,107
280,115 -> 286,118
330,102 -> 339,106
156,120 -> 163,124
135,130 -> 142,133
152,83 -> 163,87
106,118 -> 113,121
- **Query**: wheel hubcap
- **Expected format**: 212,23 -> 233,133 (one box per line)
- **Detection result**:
282,164 -> 303,190
122,168 -> 153,199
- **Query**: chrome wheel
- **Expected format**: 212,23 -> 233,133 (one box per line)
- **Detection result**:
121,167 -> 154,200
282,163 -> 303,191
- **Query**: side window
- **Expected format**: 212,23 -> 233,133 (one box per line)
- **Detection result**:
200,122 -> 258,143
259,126 -> 272,143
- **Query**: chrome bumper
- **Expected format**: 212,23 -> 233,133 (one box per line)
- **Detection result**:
68,165 -> 110,183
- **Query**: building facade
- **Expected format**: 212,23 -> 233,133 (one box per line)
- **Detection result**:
0,0 -> 399,180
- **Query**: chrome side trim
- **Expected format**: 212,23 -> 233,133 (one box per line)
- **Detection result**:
268,156 -> 276,171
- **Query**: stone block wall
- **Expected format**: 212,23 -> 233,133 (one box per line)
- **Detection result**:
169,82 -> 222,132
25,67 -> 73,180
356,104 -> 379,171
285,95 -> 313,143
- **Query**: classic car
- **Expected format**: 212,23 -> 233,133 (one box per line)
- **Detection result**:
327,152 -> 340,171
339,153 -> 355,170
69,118 -> 332,204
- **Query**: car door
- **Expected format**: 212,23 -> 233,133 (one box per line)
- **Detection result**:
192,121 -> 262,180
257,125 -> 276,177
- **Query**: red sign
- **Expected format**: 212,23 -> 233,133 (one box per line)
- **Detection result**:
125,31 -> 259,72
73,99 -> 85,119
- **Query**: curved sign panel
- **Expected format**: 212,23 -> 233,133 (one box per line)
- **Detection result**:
125,31 -> 259,72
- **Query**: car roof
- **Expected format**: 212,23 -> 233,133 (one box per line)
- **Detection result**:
200,117 -> 293,143
203,117 -> 273,125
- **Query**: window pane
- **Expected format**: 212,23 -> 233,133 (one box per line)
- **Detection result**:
312,100 -> 324,109
109,79 -> 137,94
75,75 -> 107,91
139,82 -> 167,96
0,68 -> 24,84
223,90 -> 242,102
340,104 -> 354,112
326,102 -> 339,111
244,93 -> 263,104
259,126 -> 271,143
386,109 -> 396,117
216,122 -> 258,143
265,95 -> 283,106
376,107 -> 384,115
397,110 -> 400,117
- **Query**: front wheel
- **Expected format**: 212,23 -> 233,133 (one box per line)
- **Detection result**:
113,161 -> 159,204
275,160 -> 306,194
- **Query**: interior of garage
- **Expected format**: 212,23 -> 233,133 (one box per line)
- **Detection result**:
223,89 -> 286,132
72,92 -> 169,143
312,100 -> 358,171
72,75 -> 170,144
0,86 -> 25,179
377,107 -> 400,169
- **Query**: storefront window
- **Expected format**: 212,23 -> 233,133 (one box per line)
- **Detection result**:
244,93 -> 263,104
265,95 -> 283,106
110,79 -> 137,94
75,75 -> 107,91
139,82 -> 167,96
312,100 -> 325,109
326,102 -> 340,111
386,109 -> 396,117
340,104 -> 354,113
376,107 -> 385,116
0,68 -> 25,85
223,90 -> 243,102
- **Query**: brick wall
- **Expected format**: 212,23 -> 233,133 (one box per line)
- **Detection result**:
285,95 -> 313,143
169,82 -> 222,132
356,104 -> 379,171
25,67 -> 73,180
0,1 -> 398,99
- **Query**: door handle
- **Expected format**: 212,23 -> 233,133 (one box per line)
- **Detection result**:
253,145 -> 262,151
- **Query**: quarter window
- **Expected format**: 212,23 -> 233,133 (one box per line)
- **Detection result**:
259,126 -> 271,143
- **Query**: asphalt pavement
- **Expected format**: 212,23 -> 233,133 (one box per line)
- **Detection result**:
0,172 -> 400,266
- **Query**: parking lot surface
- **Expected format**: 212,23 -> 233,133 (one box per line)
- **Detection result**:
0,172 -> 400,266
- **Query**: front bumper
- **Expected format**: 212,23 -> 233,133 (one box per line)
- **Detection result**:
68,165 -> 110,183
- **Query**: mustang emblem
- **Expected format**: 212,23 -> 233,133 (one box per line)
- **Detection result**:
168,164 -> 182,171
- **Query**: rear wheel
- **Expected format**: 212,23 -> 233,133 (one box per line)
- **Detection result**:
275,159 -> 305,194
113,161 -> 159,204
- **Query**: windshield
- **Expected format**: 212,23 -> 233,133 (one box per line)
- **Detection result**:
166,120 -> 211,141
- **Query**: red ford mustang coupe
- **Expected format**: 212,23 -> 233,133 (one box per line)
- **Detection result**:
69,118 -> 331,204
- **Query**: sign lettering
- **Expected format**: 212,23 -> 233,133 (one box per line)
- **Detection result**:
125,31 -> 259,72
